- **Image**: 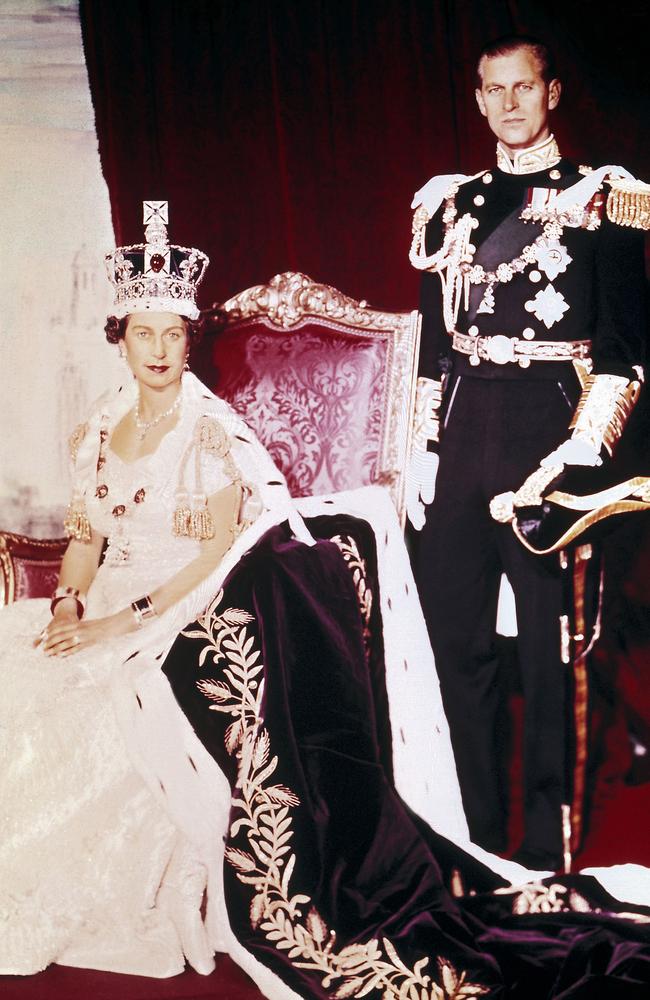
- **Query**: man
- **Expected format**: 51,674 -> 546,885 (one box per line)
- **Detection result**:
408,35 -> 648,869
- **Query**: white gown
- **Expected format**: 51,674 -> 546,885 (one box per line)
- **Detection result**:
0,470 -> 196,976
0,402 -> 229,977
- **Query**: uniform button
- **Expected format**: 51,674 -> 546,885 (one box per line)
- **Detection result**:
522,327 -> 536,340
529,269 -> 542,283
483,172 -> 493,184
473,194 -> 485,206
471,219 -> 479,229
468,325 -> 479,336
549,168 -> 562,180
519,357 -> 532,369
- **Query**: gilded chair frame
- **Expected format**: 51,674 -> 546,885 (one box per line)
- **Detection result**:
217,271 -> 421,526
0,531 -> 68,608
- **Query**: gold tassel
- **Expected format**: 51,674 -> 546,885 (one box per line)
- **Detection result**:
63,498 -> 91,542
172,492 -> 192,537
189,498 -> 215,540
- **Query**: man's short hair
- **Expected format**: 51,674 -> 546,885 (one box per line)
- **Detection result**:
476,35 -> 558,86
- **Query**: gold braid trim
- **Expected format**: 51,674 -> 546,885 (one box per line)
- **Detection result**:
489,464 -> 564,525
63,422 -> 92,541
191,593 -> 489,1000
494,880 -> 650,925
606,178 -> 650,231
68,421 -> 89,462
569,374 -> 642,456
414,377 -> 443,446
513,464 -> 564,510
409,204 -> 432,268
174,415 -> 249,541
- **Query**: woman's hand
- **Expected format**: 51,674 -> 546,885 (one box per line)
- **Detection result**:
36,609 -> 131,657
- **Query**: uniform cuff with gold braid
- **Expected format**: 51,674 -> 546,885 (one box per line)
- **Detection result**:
414,377 -> 442,448
131,594 -> 158,628
570,372 -> 643,456
51,586 -> 86,618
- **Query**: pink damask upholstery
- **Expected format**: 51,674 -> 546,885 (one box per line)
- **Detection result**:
205,272 -> 420,523
0,532 -> 67,608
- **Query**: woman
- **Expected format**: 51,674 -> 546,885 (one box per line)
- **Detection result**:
0,202 -> 304,978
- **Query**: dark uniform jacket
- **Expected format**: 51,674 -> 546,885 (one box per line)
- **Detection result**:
418,160 -> 647,395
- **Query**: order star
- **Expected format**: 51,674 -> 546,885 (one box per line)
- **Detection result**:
525,284 -> 570,329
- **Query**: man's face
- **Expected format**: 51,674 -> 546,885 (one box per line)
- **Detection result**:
475,47 -> 561,155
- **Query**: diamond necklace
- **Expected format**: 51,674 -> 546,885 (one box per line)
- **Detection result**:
134,390 -> 182,440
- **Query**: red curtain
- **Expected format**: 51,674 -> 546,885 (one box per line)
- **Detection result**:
80,0 -> 649,314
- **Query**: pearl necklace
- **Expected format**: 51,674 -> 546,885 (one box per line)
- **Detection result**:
134,391 -> 182,440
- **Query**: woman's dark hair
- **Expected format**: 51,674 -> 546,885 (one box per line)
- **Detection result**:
104,314 -> 204,345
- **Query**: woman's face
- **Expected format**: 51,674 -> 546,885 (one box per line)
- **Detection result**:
122,312 -> 188,390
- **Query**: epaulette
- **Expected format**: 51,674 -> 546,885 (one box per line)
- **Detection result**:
68,421 -> 88,462
411,171 -> 483,224
606,177 -> 650,231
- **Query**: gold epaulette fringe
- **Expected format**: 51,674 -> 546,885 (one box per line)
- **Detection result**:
190,503 -> 215,540
173,493 -> 192,537
172,492 -> 215,540
606,178 -> 650,231
63,498 -> 91,542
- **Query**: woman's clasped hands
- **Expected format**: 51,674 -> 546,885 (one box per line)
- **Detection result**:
35,607 -> 129,657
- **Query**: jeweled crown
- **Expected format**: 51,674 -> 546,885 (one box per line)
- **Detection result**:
105,201 -> 209,319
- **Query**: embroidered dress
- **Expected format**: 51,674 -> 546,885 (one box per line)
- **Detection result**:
0,416 -> 205,976
0,373 -> 295,978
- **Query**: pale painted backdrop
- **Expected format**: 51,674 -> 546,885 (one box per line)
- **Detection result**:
0,0 -> 121,536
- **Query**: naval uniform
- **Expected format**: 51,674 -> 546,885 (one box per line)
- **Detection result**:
412,138 -> 647,862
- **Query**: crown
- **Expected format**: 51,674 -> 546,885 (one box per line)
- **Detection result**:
105,201 -> 209,319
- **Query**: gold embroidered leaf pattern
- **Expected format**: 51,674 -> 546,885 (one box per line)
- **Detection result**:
253,731 -> 270,770
225,719 -> 244,753
224,847 -> 257,873
195,600 -> 488,999
306,907 -> 328,944
222,608 -> 255,625
196,679 -> 232,702
331,534 -> 373,653
495,881 -> 593,917
250,893 -> 265,929
265,784 -> 301,806
335,979 -> 366,998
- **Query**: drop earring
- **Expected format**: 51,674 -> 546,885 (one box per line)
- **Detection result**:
119,346 -> 135,378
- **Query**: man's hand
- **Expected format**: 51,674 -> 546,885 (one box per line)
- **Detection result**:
540,437 -> 601,469
406,448 -> 439,530
407,376 -> 442,530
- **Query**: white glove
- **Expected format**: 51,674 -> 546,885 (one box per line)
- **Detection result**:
540,437 -> 602,469
406,449 -> 439,530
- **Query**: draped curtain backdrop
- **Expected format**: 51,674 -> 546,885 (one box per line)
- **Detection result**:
79,0 -> 649,316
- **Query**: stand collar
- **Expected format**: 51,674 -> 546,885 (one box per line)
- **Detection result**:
496,134 -> 561,175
